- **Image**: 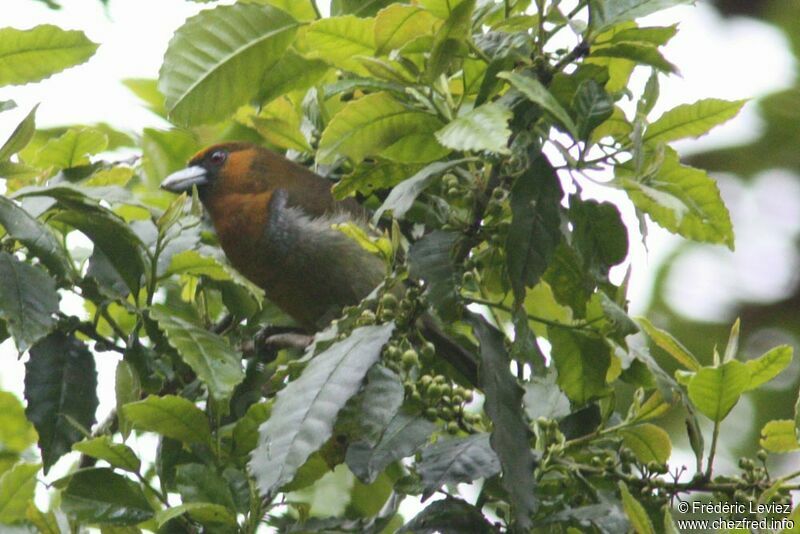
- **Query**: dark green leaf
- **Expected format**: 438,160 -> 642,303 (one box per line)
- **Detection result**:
258,50 -> 330,105
250,323 -> 394,497
548,328 -> 611,405
618,482 -> 655,534
0,100 -> 15,113
347,412 -> 436,484
25,332 -> 97,473
155,502 -> 237,529
149,305 -> 244,402
0,25 -> 98,86
0,105 -> 37,161
589,0 -> 692,32
592,43 -> 677,73
159,3 -> 299,125
358,364 -> 404,445
499,71 -> 579,136
398,497 -> 496,534
62,468 -> 153,526
141,128 -> 200,187
573,80 -> 614,140
0,196 -> 72,280
233,402 -> 271,458
121,395 -> 211,445
506,157 -> 563,301
331,0 -> 394,16
417,433 -> 500,500
571,198 -> 628,280
426,0 -> 475,81
409,231 -> 460,316
115,361 -> 140,441
175,464 -> 235,510
472,315 -> 537,528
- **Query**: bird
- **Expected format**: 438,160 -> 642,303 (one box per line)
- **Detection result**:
161,142 -> 478,384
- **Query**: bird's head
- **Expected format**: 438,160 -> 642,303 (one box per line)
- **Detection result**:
160,142 -> 270,199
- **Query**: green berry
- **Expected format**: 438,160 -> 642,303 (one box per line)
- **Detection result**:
401,350 -> 419,369
421,342 -> 435,359
424,408 -> 438,421
447,422 -> 459,434
380,293 -> 398,309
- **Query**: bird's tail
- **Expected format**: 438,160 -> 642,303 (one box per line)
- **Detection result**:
420,314 -> 480,387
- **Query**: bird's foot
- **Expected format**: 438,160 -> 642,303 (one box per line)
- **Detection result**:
253,325 -> 310,361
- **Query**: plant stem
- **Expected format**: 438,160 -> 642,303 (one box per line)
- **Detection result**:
311,0 -> 322,19
705,420 -> 721,480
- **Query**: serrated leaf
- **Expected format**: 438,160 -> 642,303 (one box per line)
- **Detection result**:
435,102 -> 512,153
592,43 -> 677,73
472,315 -> 537,529
0,105 -> 37,161
499,71 -> 579,137
374,4 -> 440,55
159,3 -> 298,125
318,92 -> 448,164
34,127 -> 108,169
373,158 -> 470,220
0,25 -> 98,86
549,328 -> 612,405
0,462 -> 40,523
687,361 -> 750,422
417,434 -> 500,500
149,305 -> 244,402
644,98 -> 747,145
25,332 -> 97,473
506,157 -> 563,301
745,345 -> 793,391
637,317 -> 700,370
0,252 -> 59,352
122,395 -> 211,445
299,15 -> 376,76
0,196 -> 71,280
346,412 -> 436,484
249,323 -> 394,498
761,420 -> 800,453
589,0 -> 693,32
73,437 -> 140,473
62,468 -> 153,526
620,424 -> 671,464
618,482 -> 655,534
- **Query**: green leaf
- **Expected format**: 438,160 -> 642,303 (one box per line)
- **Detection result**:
418,0 -> 472,19
258,49 -> 330,105
318,92 -> 448,164
141,128 -> 200,187
34,127 -> 108,169
687,360 -> 750,422
249,98 -> 312,152
573,79 -> 614,140
523,372 -> 571,421
175,464 -> 235,510
373,159 -> 470,220
543,244 -> 593,317
591,43 -> 677,73
471,315 -> 537,529
549,328 -> 612,405
644,98 -> 747,145
346,412 -> 436,484
408,231 -> 460,316
233,402 -> 271,458
333,161 -> 421,199
589,0 -> 693,32
0,25 -> 98,86
299,15 -> 376,76
357,365 -> 404,445
62,468 -> 153,526
619,148 -> 734,249
745,345 -> 793,391
599,25 -> 679,47
571,198 -> 628,280
250,323 -> 394,498
0,105 -> 37,161
254,0 -> 317,21
0,392 -> 37,454
637,317 -> 700,371
374,4 -> 440,55
331,0 -> 394,16
506,157 -> 563,301
158,3 -> 298,125
0,462 -> 40,523
25,332 -> 97,473
0,100 -> 15,113
122,395 -> 211,445
73,437 -> 140,473
155,502 -> 237,529
122,78 -> 166,117
149,305 -> 244,402
0,196 -> 71,280
115,361 -> 140,440
499,71 -> 579,137
417,433 -> 500,500
426,0 -> 475,81
618,481 -> 655,534
619,424 -> 672,464
398,497 -> 496,534
435,102 -> 512,153
761,420 -> 800,453
0,252 -> 59,352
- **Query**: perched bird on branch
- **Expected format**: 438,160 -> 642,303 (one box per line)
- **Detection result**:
161,142 -> 477,384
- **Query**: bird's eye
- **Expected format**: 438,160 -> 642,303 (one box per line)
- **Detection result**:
209,150 -> 227,166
